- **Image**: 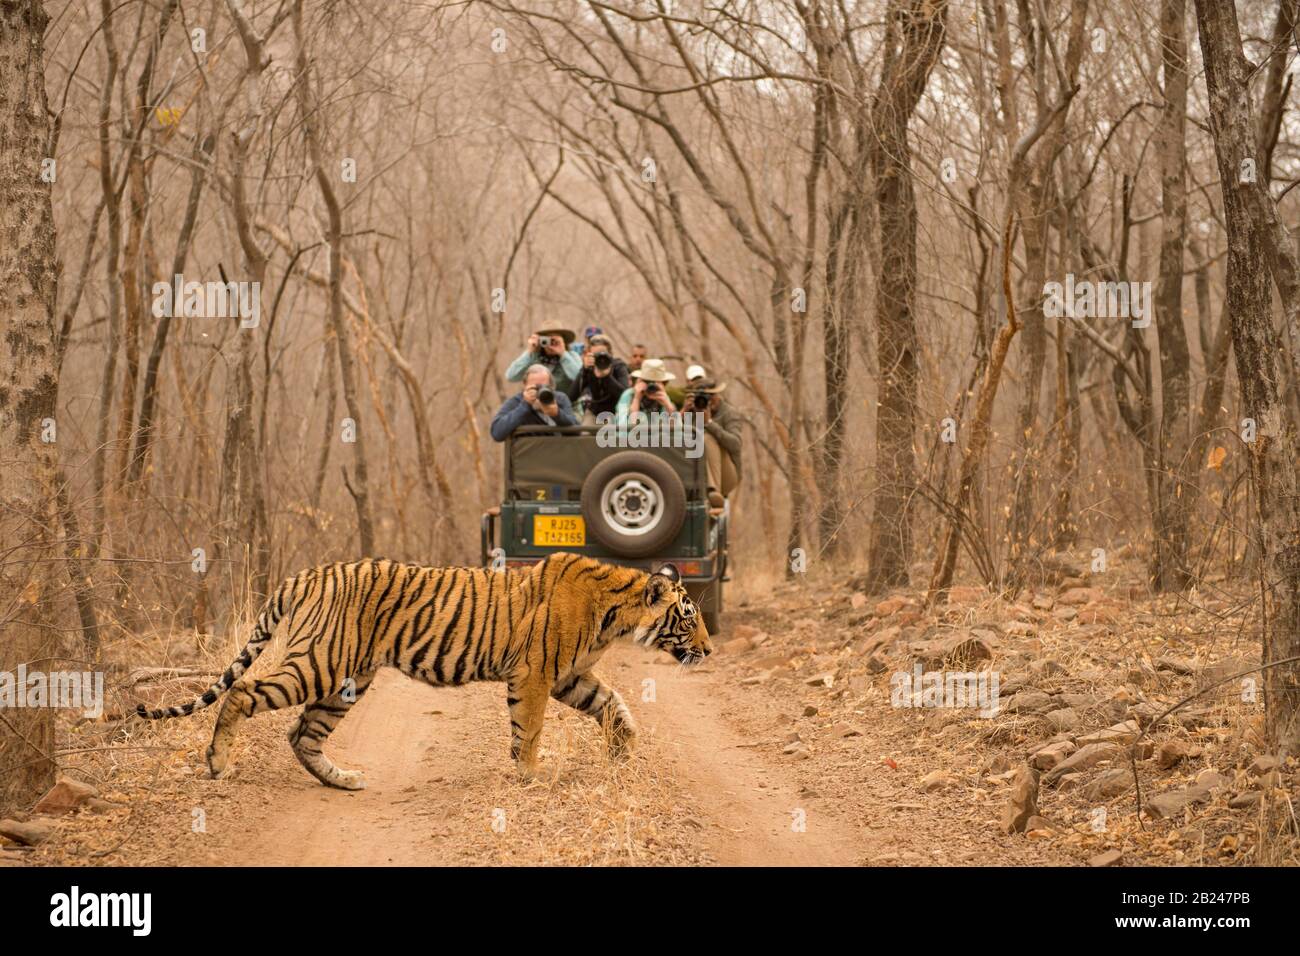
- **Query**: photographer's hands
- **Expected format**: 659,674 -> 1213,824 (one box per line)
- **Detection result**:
523,384 -> 559,417
632,379 -> 675,413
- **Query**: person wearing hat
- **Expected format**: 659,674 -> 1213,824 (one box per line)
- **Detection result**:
667,363 -> 708,407
576,334 -> 630,423
616,358 -> 678,422
505,328 -> 582,399
573,325 -> 604,356
688,379 -> 741,508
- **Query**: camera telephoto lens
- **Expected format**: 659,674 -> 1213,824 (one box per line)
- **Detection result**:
538,387 -> 556,405
693,394 -> 710,410
645,382 -> 659,393
594,351 -> 613,371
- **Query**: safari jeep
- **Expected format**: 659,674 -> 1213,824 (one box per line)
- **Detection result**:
480,423 -> 728,634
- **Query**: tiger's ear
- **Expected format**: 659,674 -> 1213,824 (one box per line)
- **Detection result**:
644,569 -> 674,606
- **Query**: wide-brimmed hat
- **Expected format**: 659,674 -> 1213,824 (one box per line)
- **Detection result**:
631,358 -> 676,383
690,379 -> 727,394
535,328 -> 576,347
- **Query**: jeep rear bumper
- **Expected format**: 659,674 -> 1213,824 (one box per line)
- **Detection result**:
481,506 -> 726,583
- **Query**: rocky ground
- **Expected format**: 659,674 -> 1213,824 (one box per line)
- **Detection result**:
713,556 -> 1296,866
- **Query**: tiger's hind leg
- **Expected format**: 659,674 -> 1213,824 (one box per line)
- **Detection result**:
288,671 -> 376,791
207,666 -> 311,779
551,672 -> 638,760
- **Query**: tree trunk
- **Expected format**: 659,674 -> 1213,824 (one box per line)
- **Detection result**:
929,10 -> 1079,599
294,0 -> 376,554
929,212 -> 1022,601
90,0 -> 122,555
863,0 -> 947,593
1194,0 -> 1300,753
0,0 -> 60,812
818,199 -> 853,554
1151,0 -> 1193,590
130,130 -> 214,487
1006,0 -> 1090,577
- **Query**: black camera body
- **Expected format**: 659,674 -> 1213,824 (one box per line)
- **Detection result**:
692,393 -> 711,410
644,382 -> 660,394
537,387 -> 556,406
593,351 -> 613,371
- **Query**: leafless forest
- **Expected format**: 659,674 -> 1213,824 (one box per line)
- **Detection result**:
3,0 -> 1300,869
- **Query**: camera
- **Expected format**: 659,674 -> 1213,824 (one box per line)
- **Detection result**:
537,387 -> 556,405
644,382 -> 660,394
692,393 -> 710,410
537,336 -> 555,350
593,351 -> 613,371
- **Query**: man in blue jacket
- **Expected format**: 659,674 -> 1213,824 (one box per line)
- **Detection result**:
490,365 -> 578,441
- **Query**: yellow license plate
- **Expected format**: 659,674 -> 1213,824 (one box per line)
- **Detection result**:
533,515 -> 586,547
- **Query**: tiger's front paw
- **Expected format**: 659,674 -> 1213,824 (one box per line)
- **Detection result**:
515,760 -> 541,783
329,769 -> 367,791
207,744 -> 231,779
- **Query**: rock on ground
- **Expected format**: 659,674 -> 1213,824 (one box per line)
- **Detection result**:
1002,765 -> 1040,833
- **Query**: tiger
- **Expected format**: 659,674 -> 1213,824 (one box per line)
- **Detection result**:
135,552 -> 712,789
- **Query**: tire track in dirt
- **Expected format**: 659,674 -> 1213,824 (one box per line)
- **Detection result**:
242,646 -> 872,866
250,668 -> 491,865
610,646 -> 872,865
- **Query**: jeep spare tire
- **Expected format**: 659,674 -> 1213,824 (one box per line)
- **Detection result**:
581,451 -> 687,558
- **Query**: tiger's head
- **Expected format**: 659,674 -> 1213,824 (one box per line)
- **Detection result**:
633,564 -> 713,665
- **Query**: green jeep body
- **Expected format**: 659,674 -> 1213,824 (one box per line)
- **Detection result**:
480,425 -> 728,633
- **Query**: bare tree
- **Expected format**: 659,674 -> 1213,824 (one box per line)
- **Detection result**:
293,0 -> 376,554
0,0 -> 60,811
861,0 -> 947,591
1194,0 -> 1300,753
1148,0 -> 1193,591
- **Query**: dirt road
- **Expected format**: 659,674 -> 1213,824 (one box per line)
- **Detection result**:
239,645 -> 872,866
21,575 -> 1271,868
26,594 -> 1072,868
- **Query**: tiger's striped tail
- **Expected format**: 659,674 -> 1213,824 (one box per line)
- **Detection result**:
135,579 -> 296,720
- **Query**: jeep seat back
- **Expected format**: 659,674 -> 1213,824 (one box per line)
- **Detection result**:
506,425 -> 707,500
